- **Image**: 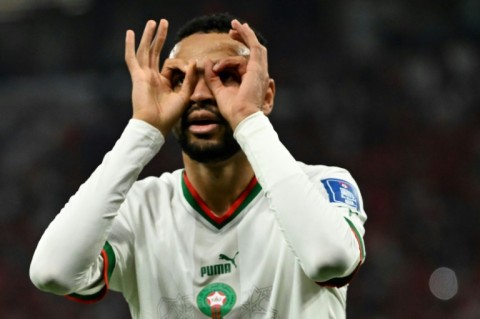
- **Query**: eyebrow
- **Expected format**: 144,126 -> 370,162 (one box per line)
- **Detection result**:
163,59 -> 186,71
160,60 -> 186,76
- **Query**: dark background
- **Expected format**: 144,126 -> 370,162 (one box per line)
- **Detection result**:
1,0 -> 479,318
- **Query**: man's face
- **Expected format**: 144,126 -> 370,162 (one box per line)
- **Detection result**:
164,33 -> 250,164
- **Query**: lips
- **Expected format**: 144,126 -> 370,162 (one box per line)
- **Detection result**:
185,110 -> 222,135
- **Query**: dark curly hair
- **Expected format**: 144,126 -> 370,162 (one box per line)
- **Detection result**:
175,12 -> 267,46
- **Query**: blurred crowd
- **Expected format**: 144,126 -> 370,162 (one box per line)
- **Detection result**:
1,0 -> 479,318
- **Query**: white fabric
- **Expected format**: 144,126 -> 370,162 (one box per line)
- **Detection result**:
30,115 -> 366,318
235,112 -> 365,281
30,119 -> 164,294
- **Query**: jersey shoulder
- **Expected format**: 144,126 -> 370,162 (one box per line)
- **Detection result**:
129,169 -> 182,196
299,162 -> 366,219
298,162 -> 356,183
117,169 -> 183,225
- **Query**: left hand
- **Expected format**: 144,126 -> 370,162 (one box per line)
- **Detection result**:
204,20 -> 271,130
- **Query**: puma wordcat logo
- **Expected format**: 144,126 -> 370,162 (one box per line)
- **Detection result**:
200,252 -> 239,277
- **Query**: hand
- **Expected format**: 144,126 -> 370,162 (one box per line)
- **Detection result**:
204,20 -> 274,130
125,19 -> 196,136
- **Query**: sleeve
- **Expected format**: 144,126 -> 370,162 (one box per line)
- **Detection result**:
234,112 -> 366,285
29,119 -> 164,300
314,169 -> 367,286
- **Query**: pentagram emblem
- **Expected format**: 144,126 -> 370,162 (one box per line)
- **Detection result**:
197,282 -> 236,318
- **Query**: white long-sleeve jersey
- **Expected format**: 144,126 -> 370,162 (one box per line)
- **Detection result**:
30,112 -> 366,319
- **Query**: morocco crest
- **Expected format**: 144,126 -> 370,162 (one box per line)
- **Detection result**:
197,283 -> 236,318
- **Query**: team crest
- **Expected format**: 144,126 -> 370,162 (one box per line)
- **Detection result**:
197,282 -> 236,318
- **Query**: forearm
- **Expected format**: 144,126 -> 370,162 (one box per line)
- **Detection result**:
234,112 -> 362,282
30,119 -> 163,294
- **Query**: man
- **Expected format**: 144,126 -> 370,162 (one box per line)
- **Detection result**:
30,13 -> 367,318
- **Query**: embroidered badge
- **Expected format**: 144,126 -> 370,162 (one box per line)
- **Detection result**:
197,282 -> 236,318
321,178 -> 360,211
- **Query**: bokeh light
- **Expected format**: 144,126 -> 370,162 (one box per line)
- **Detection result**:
429,267 -> 458,301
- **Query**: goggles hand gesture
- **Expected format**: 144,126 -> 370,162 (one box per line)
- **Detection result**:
125,19 -> 196,136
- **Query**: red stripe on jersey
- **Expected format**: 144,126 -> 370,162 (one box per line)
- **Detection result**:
183,171 -> 258,225
65,247 -> 112,304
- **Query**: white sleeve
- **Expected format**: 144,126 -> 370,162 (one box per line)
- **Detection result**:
29,119 -> 164,296
234,112 -> 366,284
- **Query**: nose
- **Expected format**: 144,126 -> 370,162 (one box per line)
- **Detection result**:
190,76 -> 214,104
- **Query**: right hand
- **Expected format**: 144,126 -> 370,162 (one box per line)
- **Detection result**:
125,19 -> 196,136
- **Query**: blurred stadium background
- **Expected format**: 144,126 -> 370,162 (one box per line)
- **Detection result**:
1,0 -> 479,318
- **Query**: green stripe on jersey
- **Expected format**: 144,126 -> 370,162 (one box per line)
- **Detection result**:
182,174 -> 262,229
103,241 -> 116,282
67,241 -> 116,302
344,217 -> 366,262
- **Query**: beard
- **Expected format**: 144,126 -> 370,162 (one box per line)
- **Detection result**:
173,104 -> 241,164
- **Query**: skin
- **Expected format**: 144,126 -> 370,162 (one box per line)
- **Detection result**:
125,19 -> 275,216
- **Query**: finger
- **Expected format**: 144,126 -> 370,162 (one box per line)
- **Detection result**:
160,65 -> 172,83
228,29 -> 244,44
229,20 -> 247,46
212,56 -> 247,76
125,30 -> 139,73
150,19 -> 168,70
230,20 -> 254,46
203,58 -> 223,93
179,60 -> 197,99
230,20 -> 266,63
137,20 -> 157,67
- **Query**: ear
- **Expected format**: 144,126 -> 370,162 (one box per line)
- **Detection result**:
261,78 -> 275,116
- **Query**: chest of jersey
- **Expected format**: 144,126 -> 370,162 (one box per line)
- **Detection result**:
128,180 -> 307,318
113,171 -> 347,318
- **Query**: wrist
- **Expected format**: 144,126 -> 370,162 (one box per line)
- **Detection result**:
230,109 -> 264,131
131,115 -> 170,136
233,111 -> 266,135
130,116 -> 169,137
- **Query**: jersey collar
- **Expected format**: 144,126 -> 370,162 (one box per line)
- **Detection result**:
181,170 -> 262,229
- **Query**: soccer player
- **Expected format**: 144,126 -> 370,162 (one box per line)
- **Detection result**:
30,13 -> 367,318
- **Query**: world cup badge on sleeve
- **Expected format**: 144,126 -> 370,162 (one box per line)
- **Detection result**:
321,178 -> 360,211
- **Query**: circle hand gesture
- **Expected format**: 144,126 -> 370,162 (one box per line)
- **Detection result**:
203,20 -> 275,130
125,19 -> 196,136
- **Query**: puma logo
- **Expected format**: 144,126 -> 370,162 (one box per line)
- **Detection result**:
200,252 -> 240,277
219,252 -> 239,268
